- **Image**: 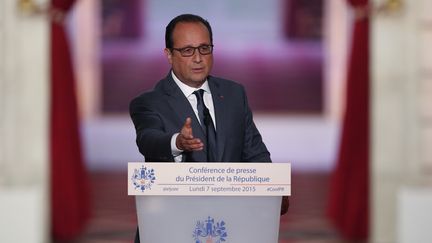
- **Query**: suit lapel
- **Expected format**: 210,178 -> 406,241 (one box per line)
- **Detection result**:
160,73 -> 207,161
209,77 -> 226,162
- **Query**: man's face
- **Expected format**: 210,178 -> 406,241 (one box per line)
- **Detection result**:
165,22 -> 213,88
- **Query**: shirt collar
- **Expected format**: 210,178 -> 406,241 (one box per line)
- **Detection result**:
171,71 -> 211,98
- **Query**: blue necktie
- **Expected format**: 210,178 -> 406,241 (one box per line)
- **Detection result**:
194,89 -> 217,162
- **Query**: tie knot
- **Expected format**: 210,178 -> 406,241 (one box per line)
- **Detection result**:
193,89 -> 205,102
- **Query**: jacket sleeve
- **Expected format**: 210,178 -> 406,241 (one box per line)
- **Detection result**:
240,87 -> 272,163
129,96 -> 174,162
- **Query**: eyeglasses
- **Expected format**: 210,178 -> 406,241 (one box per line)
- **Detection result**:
171,44 -> 214,57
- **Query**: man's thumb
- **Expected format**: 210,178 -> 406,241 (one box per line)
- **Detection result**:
182,117 -> 193,138
184,117 -> 192,128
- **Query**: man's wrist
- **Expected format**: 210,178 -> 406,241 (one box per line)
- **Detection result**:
171,133 -> 183,156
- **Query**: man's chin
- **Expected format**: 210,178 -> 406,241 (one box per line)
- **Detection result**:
190,76 -> 208,84
190,80 -> 206,88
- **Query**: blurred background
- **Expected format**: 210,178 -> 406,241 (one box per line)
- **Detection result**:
2,0 -> 432,242
71,0 -> 341,171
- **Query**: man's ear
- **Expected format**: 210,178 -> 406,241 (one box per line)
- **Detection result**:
164,48 -> 173,65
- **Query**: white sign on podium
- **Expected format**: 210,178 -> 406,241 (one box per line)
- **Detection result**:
128,162 -> 291,243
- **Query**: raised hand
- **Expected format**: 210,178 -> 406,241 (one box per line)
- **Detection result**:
176,117 -> 204,151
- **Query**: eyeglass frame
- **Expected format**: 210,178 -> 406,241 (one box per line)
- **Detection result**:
170,44 -> 214,57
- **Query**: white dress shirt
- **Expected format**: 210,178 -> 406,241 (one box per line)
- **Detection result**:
170,71 -> 216,162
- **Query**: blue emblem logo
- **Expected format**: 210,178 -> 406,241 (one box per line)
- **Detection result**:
193,216 -> 227,243
131,165 -> 156,192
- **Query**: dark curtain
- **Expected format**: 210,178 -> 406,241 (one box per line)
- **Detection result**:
327,0 -> 369,240
50,0 -> 90,240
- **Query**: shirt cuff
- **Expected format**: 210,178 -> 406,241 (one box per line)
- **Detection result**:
171,133 -> 183,162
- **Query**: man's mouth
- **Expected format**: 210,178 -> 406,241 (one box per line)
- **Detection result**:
192,67 -> 204,73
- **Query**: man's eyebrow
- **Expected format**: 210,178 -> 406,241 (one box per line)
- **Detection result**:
177,43 -> 211,48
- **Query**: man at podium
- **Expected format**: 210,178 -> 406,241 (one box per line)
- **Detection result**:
130,14 -> 271,165
130,14 -> 275,243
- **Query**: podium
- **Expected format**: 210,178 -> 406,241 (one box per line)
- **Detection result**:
129,162 -> 291,243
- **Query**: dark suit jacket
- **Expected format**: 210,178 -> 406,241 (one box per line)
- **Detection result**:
130,72 -> 271,163
129,72 -> 271,243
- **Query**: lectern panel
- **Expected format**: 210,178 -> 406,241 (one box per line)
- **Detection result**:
136,196 -> 281,243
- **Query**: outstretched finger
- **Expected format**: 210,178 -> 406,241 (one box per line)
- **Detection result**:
184,139 -> 204,151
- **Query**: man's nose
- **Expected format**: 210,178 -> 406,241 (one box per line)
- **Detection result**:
192,50 -> 202,62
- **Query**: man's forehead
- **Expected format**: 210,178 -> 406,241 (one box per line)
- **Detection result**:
172,22 -> 211,46
173,22 -> 209,36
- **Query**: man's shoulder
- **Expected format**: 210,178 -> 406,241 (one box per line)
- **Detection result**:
208,76 -> 245,91
129,90 -> 158,114
133,89 -> 160,101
